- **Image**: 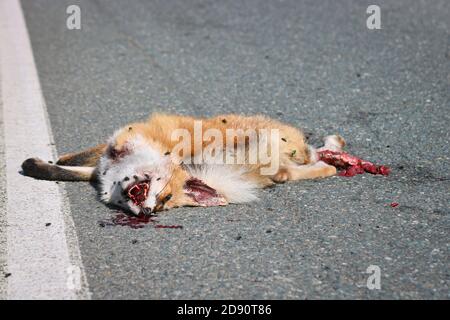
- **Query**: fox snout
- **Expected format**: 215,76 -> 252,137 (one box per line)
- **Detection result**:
126,181 -> 150,207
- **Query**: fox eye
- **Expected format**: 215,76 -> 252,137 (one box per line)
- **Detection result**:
164,194 -> 172,202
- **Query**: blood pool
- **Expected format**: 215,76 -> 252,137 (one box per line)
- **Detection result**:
101,213 -> 183,229
112,213 -> 154,229
318,150 -> 390,177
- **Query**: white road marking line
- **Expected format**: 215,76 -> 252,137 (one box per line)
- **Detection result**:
0,0 -> 91,299
0,86 -> 7,300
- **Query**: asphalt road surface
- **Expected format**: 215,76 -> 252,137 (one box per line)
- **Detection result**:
2,0 -> 449,299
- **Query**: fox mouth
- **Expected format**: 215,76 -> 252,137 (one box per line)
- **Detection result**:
126,180 -> 150,207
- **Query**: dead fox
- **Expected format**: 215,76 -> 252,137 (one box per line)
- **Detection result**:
22,113 -> 345,215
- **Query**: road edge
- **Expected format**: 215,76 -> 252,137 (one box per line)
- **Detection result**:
0,0 -> 91,300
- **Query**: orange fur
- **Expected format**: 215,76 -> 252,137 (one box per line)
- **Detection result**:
23,113 -> 344,213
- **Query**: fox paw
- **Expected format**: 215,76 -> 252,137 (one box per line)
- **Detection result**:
21,157 -> 49,179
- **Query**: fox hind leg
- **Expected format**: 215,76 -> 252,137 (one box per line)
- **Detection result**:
272,134 -> 345,183
22,158 -> 95,181
272,161 -> 337,183
56,144 -> 107,167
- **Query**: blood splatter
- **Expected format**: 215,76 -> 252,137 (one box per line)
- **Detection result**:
318,150 -> 390,177
107,145 -> 130,161
154,224 -> 183,229
110,213 -> 154,229
99,212 -> 183,230
390,202 -> 399,208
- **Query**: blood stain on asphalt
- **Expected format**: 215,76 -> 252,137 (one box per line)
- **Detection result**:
390,202 -> 399,208
99,212 -> 183,230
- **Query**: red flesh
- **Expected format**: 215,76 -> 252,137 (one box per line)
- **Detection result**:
318,150 -> 390,177
127,182 -> 150,206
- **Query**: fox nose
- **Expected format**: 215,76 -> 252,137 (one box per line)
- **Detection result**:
141,207 -> 153,216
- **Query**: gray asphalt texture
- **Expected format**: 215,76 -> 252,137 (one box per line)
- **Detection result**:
22,0 -> 449,299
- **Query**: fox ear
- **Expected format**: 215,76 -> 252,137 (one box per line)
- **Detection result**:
183,177 -> 228,207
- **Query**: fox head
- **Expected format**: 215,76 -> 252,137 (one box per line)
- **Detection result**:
98,133 -> 227,215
